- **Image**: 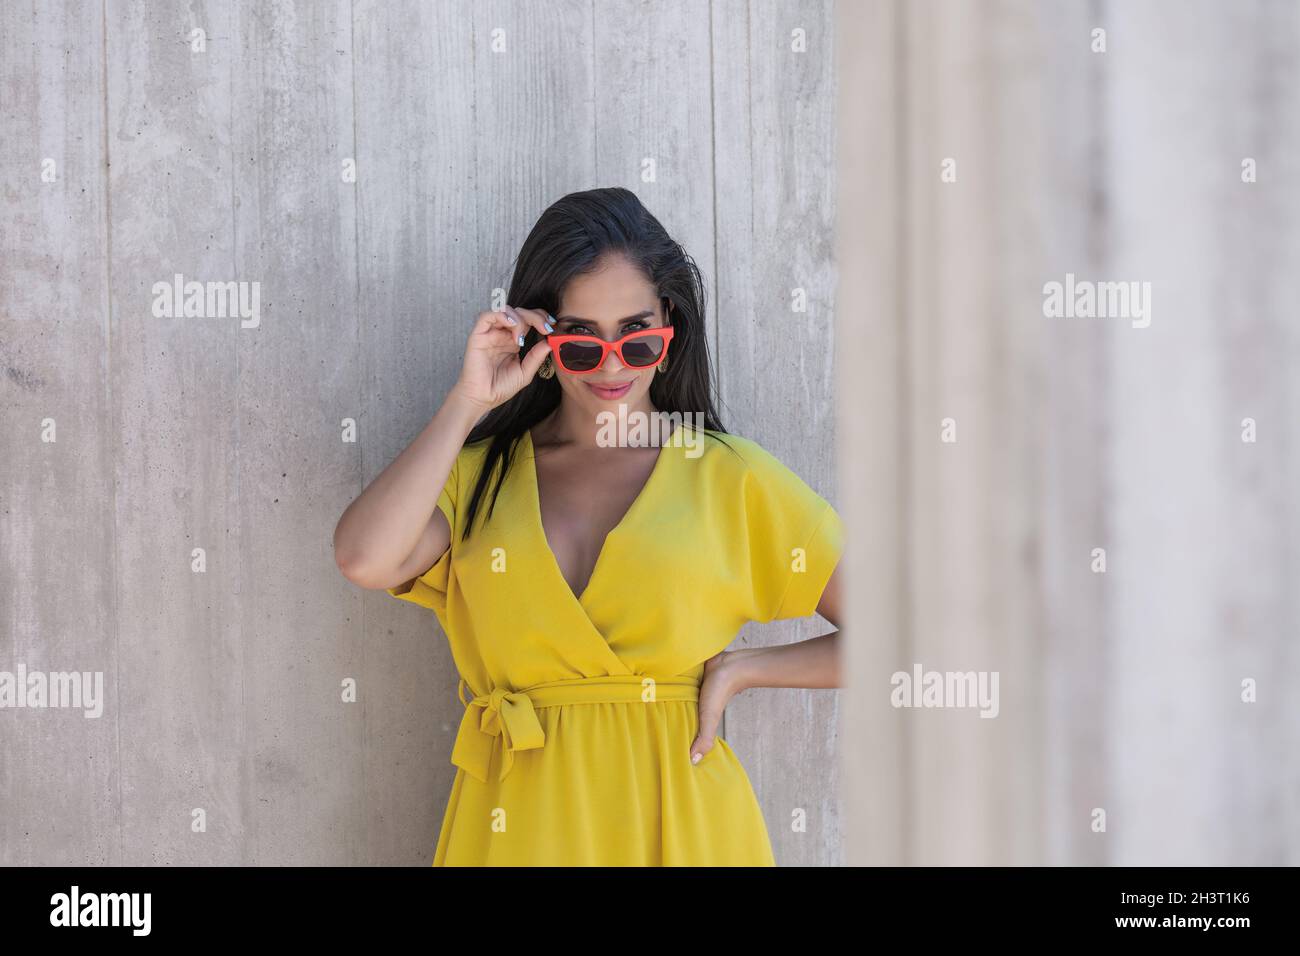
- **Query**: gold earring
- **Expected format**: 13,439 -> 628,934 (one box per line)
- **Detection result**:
539,355 -> 555,379
657,357 -> 668,374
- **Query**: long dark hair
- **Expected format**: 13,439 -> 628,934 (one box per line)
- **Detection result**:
458,186 -> 731,541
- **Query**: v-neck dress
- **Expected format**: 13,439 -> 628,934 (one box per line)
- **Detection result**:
386,425 -> 843,866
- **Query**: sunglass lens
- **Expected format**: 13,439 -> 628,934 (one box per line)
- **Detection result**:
557,341 -> 604,372
621,335 -> 665,367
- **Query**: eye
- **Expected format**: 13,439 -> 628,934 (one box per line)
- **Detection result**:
561,320 -> 650,337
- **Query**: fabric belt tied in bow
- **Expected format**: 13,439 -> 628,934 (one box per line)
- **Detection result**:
449,675 -> 701,784
451,680 -> 546,784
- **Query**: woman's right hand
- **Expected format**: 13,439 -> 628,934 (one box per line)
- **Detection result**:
451,306 -> 554,411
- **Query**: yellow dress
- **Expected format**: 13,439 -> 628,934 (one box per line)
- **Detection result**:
386,424 -> 843,866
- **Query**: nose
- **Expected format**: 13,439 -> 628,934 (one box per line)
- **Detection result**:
601,350 -> 627,374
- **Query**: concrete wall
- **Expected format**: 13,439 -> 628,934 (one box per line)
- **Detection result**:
839,0 -> 1300,865
0,0 -> 840,865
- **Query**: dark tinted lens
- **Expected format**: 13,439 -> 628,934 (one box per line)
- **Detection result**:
621,334 -> 665,367
557,341 -> 604,372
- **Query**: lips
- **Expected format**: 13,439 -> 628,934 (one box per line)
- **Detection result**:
585,380 -> 634,400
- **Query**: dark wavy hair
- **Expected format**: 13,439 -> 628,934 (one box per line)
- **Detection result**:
458,186 -> 732,541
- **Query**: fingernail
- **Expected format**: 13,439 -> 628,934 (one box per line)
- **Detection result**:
505,314 -> 517,325
517,334 -> 525,347
543,321 -> 554,333
691,752 -> 702,765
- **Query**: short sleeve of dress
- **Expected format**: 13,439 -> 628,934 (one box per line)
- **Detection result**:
385,450 -> 460,614
738,441 -> 844,623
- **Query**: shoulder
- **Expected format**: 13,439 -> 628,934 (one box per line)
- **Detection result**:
688,429 -> 794,479
699,430 -> 835,513
680,428 -> 826,501
443,435 -> 494,490
459,434 -> 494,462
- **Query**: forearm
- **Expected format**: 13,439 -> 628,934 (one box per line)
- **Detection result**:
725,630 -> 841,693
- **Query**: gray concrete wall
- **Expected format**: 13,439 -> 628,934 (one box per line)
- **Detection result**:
0,0 -> 840,865
839,0 -> 1300,865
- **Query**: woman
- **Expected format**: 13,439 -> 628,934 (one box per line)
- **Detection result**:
334,187 -> 843,866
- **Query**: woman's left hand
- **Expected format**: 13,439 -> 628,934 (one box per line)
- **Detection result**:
690,651 -> 749,764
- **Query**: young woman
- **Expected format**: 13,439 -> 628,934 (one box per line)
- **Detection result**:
334,187 -> 843,866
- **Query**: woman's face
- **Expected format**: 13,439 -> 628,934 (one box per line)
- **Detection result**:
550,254 -> 672,415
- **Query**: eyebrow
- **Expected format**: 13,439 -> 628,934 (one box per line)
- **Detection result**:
553,310 -> 655,324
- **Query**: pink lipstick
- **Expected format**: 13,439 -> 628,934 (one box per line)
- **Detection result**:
586,380 -> 634,401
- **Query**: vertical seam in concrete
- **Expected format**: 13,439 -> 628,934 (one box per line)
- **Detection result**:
1092,0 -> 1113,868
348,0 -> 365,866
591,0 -> 597,178
744,0 -> 754,408
229,0 -> 248,866
708,0 -> 720,401
708,0 -> 723,743
470,3 -> 480,335
100,0 -> 123,867
894,0 -> 914,866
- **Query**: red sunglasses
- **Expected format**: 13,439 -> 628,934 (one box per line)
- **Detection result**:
544,326 -> 675,374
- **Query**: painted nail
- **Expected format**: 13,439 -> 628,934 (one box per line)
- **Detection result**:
505,314 -> 517,325
543,321 -> 554,333
691,752 -> 702,765
517,334 -> 525,347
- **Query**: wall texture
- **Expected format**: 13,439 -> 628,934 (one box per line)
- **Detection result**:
0,1 -> 840,865
839,0 -> 1300,865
